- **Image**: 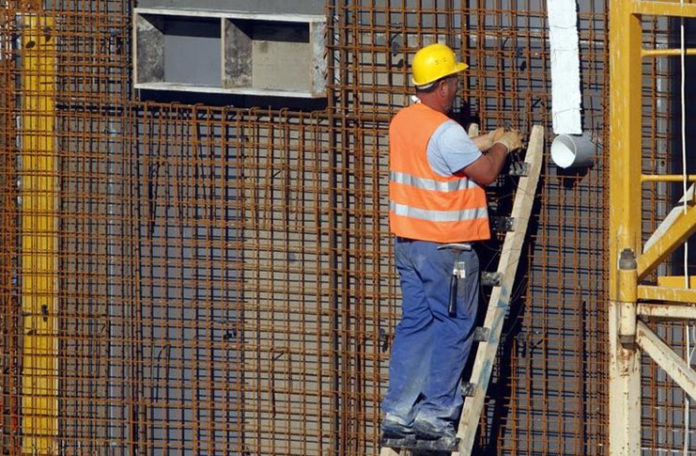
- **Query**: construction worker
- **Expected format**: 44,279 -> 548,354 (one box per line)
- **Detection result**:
382,43 -> 522,447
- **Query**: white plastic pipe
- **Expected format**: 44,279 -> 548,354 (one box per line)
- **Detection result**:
550,132 -> 595,169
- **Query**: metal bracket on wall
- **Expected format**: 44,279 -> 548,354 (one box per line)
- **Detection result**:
491,216 -> 516,233
473,327 -> 490,342
508,160 -> 529,177
460,382 -> 476,397
481,272 -> 502,287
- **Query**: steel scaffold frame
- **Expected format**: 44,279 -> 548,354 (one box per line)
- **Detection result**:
610,1 -> 696,454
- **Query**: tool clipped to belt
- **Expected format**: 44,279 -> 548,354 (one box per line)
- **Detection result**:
437,243 -> 472,317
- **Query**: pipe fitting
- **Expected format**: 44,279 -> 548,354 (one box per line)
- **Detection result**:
550,132 -> 596,169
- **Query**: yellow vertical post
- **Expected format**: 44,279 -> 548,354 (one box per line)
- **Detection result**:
609,0 -> 642,454
20,15 -> 58,455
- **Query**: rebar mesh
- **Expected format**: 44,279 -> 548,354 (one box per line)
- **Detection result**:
638,13 -> 696,455
0,0 -> 692,455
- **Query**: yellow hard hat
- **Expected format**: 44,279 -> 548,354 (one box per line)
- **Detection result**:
411,43 -> 468,86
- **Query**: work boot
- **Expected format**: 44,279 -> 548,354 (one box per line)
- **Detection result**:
413,418 -> 456,442
381,416 -> 414,439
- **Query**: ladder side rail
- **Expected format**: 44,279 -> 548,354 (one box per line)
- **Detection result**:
453,125 -> 544,456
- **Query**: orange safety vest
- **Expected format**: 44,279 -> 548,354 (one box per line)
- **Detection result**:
389,103 -> 490,243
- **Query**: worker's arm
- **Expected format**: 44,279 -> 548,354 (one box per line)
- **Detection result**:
461,130 -> 523,186
470,127 -> 504,152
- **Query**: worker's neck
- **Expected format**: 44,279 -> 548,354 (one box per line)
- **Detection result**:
417,93 -> 449,115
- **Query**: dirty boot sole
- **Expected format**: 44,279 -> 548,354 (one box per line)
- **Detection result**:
381,435 -> 459,452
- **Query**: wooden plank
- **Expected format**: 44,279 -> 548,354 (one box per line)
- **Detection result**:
380,446 -> 400,456
452,125 -> 544,456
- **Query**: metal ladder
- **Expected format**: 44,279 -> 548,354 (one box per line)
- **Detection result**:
381,125 -> 544,456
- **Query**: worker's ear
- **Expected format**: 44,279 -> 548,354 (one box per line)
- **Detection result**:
437,78 -> 449,96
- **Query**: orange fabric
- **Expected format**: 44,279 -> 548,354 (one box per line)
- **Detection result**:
389,183 -> 488,213
388,103 -> 490,243
389,213 -> 491,243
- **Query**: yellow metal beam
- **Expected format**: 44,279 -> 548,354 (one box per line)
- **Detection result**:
611,0 -> 696,453
608,301 -> 641,455
609,0 -> 643,454
20,15 -> 58,455
637,204 -> 696,280
642,48 -> 696,58
636,320 -> 696,401
633,1 -> 696,18
609,0 -> 643,295
638,285 -> 696,303
657,275 -> 696,288
641,173 -> 696,182
637,303 -> 696,320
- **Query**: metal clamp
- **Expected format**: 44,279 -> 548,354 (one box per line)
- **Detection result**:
460,382 -> 477,397
473,326 -> 490,342
508,161 -> 529,176
481,272 -> 502,287
491,216 -> 515,232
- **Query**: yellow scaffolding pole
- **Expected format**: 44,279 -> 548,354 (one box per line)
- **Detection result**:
609,0 -> 642,453
611,1 -> 696,454
20,15 -> 58,455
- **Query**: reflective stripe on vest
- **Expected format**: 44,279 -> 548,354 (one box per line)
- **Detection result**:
390,170 -> 479,192
389,201 -> 488,222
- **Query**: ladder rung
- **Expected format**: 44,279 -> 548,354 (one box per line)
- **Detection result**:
508,161 -> 528,177
473,327 -> 490,342
461,382 -> 476,397
491,216 -> 515,232
633,1 -> 696,18
481,272 -> 502,287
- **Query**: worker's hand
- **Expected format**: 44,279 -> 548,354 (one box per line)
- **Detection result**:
488,127 -> 505,143
494,130 -> 523,152
471,127 -> 505,151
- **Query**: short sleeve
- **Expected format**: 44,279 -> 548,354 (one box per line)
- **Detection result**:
426,120 -> 482,177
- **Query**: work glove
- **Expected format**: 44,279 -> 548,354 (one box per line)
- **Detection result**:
494,130 -> 523,152
471,127 -> 505,151
488,127 -> 505,143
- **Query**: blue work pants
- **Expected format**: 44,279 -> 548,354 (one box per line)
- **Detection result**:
382,237 -> 479,429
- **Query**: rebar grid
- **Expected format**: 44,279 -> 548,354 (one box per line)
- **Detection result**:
638,14 -> 696,455
0,0 -> 690,455
328,1 -> 610,454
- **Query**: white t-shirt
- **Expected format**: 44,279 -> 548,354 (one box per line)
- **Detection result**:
426,120 -> 481,177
